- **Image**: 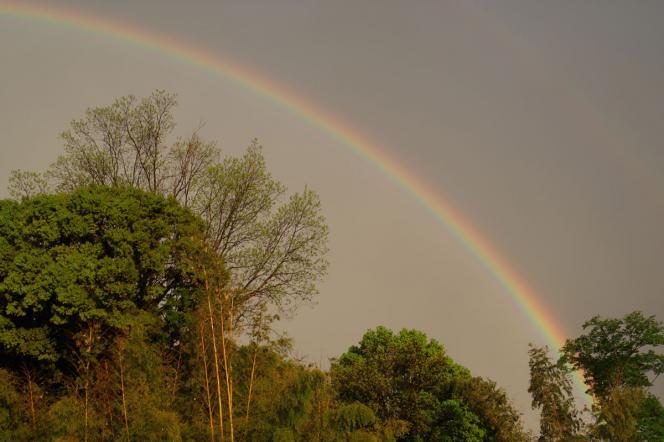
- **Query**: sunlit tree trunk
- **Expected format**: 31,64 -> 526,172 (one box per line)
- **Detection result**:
204,267 -> 225,441
245,346 -> 258,426
200,321 -> 215,442
171,345 -> 183,403
219,290 -> 234,442
118,347 -> 130,442
21,364 -> 37,428
82,324 -> 96,442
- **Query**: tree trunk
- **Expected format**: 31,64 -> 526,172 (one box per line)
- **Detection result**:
22,365 -> 37,428
219,290 -> 234,442
245,345 -> 258,425
83,325 -> 95,442
200,321 -> 215,442
119,349 -> 130,442
171,345 -> 183,402
204,268 -> 225,441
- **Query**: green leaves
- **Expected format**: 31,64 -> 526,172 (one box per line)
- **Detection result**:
0,186 -> 215,374
528,345 -> 582,440
561,311 -> 664,398
331,326 -> 526,441
16,91 -> 330,333
552,312 -> 664,440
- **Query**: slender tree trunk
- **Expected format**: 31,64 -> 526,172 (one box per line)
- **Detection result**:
83,326 -> 94,442
84,377 -> 89,442
200,321 -> 215,442
219,291 -> 234,442
119,349 -> 130,442
245,345 -> 258,425
204,268 -> 225,441
171,345 -> 183,402
103,361 -> 114,425
22,365 -> 36,428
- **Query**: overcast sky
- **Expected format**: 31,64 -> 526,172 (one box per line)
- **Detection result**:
2,0 -> 663,428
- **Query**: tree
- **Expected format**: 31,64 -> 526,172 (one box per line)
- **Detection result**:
192,145 -> 328,319
12,91 -> 329,330
50,91 -> 183,193
0,185 -> 209,364
330,326 -> 526,441
636,394 -> 664,441
5,91 -> 330,440
528,345 -> 583,441
0,186 -> 218,439
592,386 -> 644,441
7,170 -> 48,200
451,376 -> 530,442
560,311 -> 664,441
561,311 -> 664,399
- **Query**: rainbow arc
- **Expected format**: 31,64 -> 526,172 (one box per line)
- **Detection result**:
0,0 -> 591,403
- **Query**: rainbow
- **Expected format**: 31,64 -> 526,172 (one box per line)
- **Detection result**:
0,1 -> 590,402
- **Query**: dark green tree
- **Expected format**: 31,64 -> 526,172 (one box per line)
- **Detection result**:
451,376 -> 530,442
0,186 -> 220,440
331,326 -> 526,441
636,394 -> 664,441
0,185 -> 209,366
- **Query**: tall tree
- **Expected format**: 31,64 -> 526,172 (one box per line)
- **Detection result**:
192,144 -> 328,319
560,311 -> 664,441
0,186 -> 218,439
560,311 -> 664,399
10,90 -> 329,330
528,345 -> 582,441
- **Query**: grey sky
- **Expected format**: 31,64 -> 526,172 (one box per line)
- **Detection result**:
1,0 -> 663,428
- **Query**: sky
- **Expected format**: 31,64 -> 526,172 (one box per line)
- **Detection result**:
1,0 -> 663,429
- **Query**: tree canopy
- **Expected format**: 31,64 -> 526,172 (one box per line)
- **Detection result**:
10,90 -> 329,329
0,186 -> 212,370
527,345 -> 583,441
561,311 -> 664,400
331,326 -> 528,441
3,91 -> 664,441
0,186 -> 224,439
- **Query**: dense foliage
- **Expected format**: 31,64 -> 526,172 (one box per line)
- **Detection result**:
0,186 -> 217,439
10,90 -> 329,326
331,327 -> 528,441
2,93 -> 663,441
559,312 -> 664,441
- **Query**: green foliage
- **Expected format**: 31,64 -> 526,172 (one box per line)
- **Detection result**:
331,326 -> 462,425
218,341 -> 331,441
331,326 -> 526,441
592,386 -> 644,441
19,91 -> 329,328
551,311 -> 664,441
583,386 -> 664,442
452,376 -> 530,442
429,399 -> 485,442
0,187 -> 217,440
0,186 -> 212,373
528,345 -> 582,441
637,394 -> 664,441
333,402 -> 377,434
12,92 -> 664,442
0,369 -> 26,438
560,311 -> 664,399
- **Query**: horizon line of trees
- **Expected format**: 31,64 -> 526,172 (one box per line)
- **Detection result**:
0,91 -> 662,441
